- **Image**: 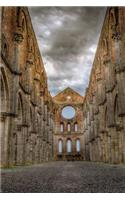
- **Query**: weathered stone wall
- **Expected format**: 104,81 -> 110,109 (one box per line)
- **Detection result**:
83,7 -> 125,164
1,6 -> 125,167
53,87 -> 84,161
0,7 -> 54,167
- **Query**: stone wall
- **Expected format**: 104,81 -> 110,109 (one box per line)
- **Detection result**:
1,6 -> 125,167
0,7 -> 54,167
53,87 -> 84,161
83,7 -> 125,164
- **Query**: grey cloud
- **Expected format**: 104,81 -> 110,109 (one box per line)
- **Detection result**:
29,7 -> 106,96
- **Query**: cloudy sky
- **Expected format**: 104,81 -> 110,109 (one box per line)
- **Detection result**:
29,7 -> 106,96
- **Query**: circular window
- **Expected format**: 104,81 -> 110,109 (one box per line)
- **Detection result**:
62,106 -> 75,119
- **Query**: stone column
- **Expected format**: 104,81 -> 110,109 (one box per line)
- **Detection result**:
105,133 -> 109,163
89,142 -> 92,161
63,137 -> 67,161
123,117 -> 125,163
16,125 -> 23,165
0,7 -> 2,54
96,137 -> 101,161
96,139 -> 99,161
110,128 -> 119,164
7,30 -> 24,167
12,31 -> 23,114
0,115 -> 9,167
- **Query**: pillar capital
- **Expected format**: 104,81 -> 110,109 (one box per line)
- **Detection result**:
112,31 -> 121,41
13,31 -> 24,43
111,25 -> 121,41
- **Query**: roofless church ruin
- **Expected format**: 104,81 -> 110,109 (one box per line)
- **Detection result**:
0,7 -> 125,167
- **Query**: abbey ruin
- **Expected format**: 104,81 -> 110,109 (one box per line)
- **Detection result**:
0,7 -> 125,168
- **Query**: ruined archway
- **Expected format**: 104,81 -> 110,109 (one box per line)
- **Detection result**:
0,67 -> 10,167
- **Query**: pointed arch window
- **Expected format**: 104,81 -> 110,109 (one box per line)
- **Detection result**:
67,139 -> 72,153
74,122 -> 78,132
67,122 -> 71,132
76,139 -> 80,152
58,139 -> 63,154
60,122 -> 64,132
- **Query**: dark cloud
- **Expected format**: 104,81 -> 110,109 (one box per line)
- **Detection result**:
29,7 -> 106,96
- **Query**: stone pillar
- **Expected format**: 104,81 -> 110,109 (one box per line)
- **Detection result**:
0,116 -> 5,166
104,133 -> 109,163
89,142 -> 92,161
40,141 -> 43,162
12,31 -> 23,114
97,138 -> 100,161
0,115 -> 9,167
116,71 -> 125,116
72,139 -> 76,156
107,135 -> 111,163
95,139 -> 98,161
63,138 -> 67,161
8,117 -> 17,166
42,141 -> 45,161
0,7 -> 2,54
110,128 -> 119,164
118,130 -> 123,163
16,125 -> 23,165
123,118 -> 125,163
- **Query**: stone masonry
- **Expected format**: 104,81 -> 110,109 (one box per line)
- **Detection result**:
83,7 -> 125,164
53,87 -> 84,161
0,7 -> 54,167
0,7 -> 125,168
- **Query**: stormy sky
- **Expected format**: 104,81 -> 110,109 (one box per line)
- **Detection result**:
29,7 -> 106,96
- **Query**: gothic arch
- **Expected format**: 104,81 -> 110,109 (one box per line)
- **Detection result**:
102,37 -> 108,56
0,67 -> 9,112
17,8 -> 28,33
58,139 -> 63,154
17,92 -> 24,124
108,8 -> 120,37
17,8 -> 28,82
1,34 -> 8,60
74,122 -> 78,132
66,138 -> 72,153
67,122 -> 71,132
27,36 -> 35,65
109,8 -> 116,26
76,138 -> 81,152
28,36 -> 35,53
0,67 -> 10,166
13,92 -> 25,165
60,122 -> 64,132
